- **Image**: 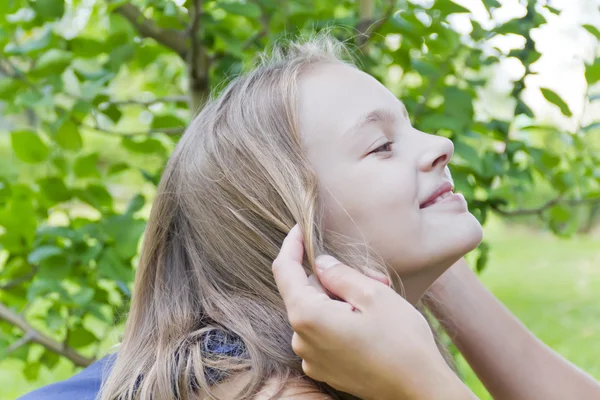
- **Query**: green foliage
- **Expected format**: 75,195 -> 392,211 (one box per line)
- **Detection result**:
0,0 -> 599,390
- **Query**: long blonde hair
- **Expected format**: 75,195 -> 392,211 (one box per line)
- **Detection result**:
99,36 -> 397,400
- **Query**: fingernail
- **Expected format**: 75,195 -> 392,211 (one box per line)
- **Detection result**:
315,255 -> 339,271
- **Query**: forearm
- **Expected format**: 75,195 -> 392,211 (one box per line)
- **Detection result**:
426,260 -> 600,400
381,360 -> 477,400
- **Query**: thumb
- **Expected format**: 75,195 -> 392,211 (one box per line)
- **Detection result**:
315,255 -> 388,310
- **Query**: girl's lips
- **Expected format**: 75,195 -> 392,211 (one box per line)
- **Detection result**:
419,181 -> 454,209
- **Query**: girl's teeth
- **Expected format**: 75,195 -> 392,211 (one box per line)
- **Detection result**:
432,192 -> 452,204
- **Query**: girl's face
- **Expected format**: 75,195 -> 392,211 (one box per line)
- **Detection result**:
298,63 -> 483,301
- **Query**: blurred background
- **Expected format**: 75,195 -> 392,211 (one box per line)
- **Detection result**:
0,0 -> 599,398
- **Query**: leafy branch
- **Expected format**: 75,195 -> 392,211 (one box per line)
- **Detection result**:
106,95 -> 188,106
491,196 -> 600,217
0,266 -> 38,291
0,302 -> 95,367
80,121 -> 184,136
114,3 -> 188,59
356,0 -> 396,48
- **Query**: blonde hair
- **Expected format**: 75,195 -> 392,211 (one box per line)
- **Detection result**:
99,35 -> 398,400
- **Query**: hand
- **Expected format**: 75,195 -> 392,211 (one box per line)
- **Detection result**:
272,225 -> 474,400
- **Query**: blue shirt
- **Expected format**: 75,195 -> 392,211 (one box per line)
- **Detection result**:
18,354 -> 116,400
18,330 -> 246,399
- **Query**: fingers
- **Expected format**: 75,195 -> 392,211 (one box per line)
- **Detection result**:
307,274 -> 327,294
315,255 -> 389,310
272,225 -> 309,308
363,269 -> 390,286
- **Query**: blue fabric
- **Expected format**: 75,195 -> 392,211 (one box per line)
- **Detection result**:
18,353 -> 116,400
17,330 -> 246,399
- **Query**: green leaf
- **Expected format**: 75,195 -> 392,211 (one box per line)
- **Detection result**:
540,88 -> 572,117
32,0 -> 65,20
51,155 -> 69,175
40,351 -> 60,369
28,245 -> 63,264
482,0 -> 501,12
432,0 -> 470,15
75,184 -> 113,211
24,361 -> 41,382
151,114 -> 185,130
475,241 -> 489,273
100,103 -> 122,124
126,194 -> 145,214
102,215 -> 146,259
38,177 -> 71,203
68,37 -> 106,58
516,99 -> 534,118
38,254 -> 72,281
217,1 -> 262,18
97,247 -> 132,282
549,204 -> 571,223
494,18 -> 522,35
585,62 -> 600,85
4,27 -> 52,55
0,78 -> 22,100
10,130 -> 50,164
67,326 -> 98,348
583,24 -> 600,41
122,136 -> 166,155
108,162 -> 129,176
74,153 -> 101,178
106,44 -> 135,71
55,119 -> 83,151
30,49 -> 73,77
453,140 -> 482,175
70,287 -> 95,306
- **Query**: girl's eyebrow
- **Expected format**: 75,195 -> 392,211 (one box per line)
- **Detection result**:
344,106 -> 405,139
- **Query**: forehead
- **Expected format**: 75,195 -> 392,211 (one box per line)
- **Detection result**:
297,63 -> 402,144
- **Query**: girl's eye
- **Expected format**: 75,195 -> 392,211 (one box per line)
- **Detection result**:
369,141 -> 394,155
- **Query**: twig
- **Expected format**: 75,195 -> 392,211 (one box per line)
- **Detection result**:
0,302 -> 95,367
356,0 -> 396,48
242,2 -> 270,51
491,196 -> 600,217
187,0 -> 210,113
188,0 -> 202,70
0,266 -> 38,291
7,331 -> 34,354
412,46 -> 460,125
106,95 -> 188,106
114,2 -> 188,59
80,121 -> 184,137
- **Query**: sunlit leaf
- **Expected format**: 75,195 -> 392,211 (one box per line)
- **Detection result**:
10,130 -> 50,164
540,88 -> 572,117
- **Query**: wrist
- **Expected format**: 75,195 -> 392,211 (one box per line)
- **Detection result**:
376,353 -> 473,400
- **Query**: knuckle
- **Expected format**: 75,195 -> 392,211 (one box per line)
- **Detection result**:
291,333 -> 306,357
301,359 -> 315,379
271,257 -> 282,272
358,286 -> 381,306
321,264 -> 345,282
289,311 -> 313,332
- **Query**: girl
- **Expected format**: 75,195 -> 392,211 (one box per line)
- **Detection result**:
98,35 -> 483,400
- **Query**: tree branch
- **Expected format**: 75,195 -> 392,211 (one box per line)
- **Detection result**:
0,302 -> 95,367
356,0 -> 396,48
187,0 -> 209,113
80,121 -> 184,137
491,196 -> 600,217
106,95 -> 188,106
0,266 -> 38,291
114,3 -> 188,59
412,45 -> 460,126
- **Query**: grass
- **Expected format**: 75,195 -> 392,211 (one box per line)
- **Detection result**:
2,218 -> 600,399
458,216 -> 600,399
